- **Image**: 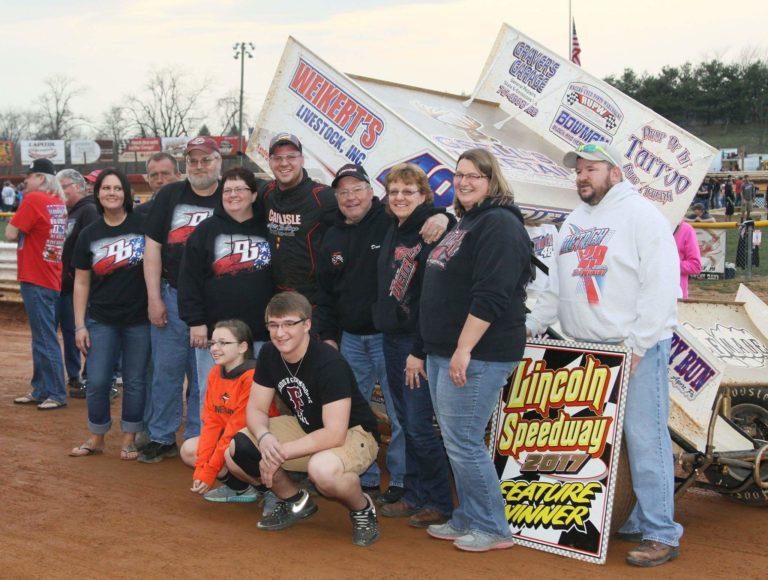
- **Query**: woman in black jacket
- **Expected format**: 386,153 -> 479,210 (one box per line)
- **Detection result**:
373,163 -> 455,528
178,167 -> 274,405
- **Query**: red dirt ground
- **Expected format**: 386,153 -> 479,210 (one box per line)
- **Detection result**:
0,301 -> 765,580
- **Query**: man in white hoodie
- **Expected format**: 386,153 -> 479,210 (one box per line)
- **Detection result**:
527,143 -> 683,568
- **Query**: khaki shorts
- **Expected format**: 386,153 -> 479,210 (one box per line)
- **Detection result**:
240,416 -> 378,475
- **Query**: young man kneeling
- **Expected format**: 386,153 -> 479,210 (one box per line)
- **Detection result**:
224,292 -> 381,546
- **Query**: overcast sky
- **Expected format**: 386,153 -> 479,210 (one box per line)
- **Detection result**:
3,0 -> 766,136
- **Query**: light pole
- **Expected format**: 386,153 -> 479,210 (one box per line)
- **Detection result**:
233,42 -> 254,165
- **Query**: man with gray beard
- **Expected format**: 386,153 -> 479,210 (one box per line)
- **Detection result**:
139,137 -> 223,463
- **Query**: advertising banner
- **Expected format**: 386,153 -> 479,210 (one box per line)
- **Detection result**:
161,137 -> 188,160
20,140 -> 66,165
692,227 -> 726,280
0,140 -> 13,166
118,138 -> 161,162
96,140 -> 114,162
467,24 -> 718,228
212,135 -> 244,158
492,339 -> 630,565
69,140 -> 103,165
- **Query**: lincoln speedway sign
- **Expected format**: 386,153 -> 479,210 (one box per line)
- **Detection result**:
492,339 -> 630,565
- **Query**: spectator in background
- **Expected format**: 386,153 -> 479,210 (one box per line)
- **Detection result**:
734,175 -> 744,207
7,159 -> 68,410
673,221 -> 701,299
57,169 -> 99,398
723,177 -> 735,217
709,177 -> 721,209
84,170 -> 102,195
685,203 -> 716,223
1,180 -> 15,211
740,175 -> 755,221
70,169 -> 150,459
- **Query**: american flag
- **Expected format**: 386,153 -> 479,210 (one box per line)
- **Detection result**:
571,20 -> 581,66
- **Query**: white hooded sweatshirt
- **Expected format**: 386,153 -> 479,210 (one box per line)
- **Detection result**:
527,180 -> 679,357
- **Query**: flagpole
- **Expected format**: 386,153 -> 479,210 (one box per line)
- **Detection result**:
565,0 -> 573,60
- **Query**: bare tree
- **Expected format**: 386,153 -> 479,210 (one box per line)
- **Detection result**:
125,69 -> 208,137
98,105 -> 132,144
215,90 -> 248,136
0,108 -> 40,141
36,75 -> 87,139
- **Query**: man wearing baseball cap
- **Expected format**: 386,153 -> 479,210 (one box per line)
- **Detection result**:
7,159 -> 69,409
527,142 -> 683,567
259,132 -> 337,300
139,136 -> 223,463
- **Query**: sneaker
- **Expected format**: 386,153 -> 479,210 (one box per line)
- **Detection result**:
614,531 -> 643,543
453,531 -> 515,552
204,484 -> 262,503
67,379 -> 86,399
427,521 -> 469,541
378,485 -> 404,504
626,540 -> 680,567
408,508 -> 450,529
349,494 -> 379,547
261,490 -> 279,517
137,441 -> 178,464
257,490 -> 318,531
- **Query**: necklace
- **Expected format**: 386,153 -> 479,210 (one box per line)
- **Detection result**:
280,353 -> 305,379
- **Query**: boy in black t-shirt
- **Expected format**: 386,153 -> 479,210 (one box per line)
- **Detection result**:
226,292 -> 381,547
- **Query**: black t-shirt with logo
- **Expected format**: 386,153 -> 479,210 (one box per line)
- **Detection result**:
143,180 -> 222,287
73,212 -> 148,326
254,338 -> 379,439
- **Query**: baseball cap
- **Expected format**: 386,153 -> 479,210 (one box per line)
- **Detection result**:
332,163 -> 370,189
185,136 -> 220,156
84,169 -> 102,183
26,158 -> 56,176
563,143 -> 623,168
269,133 -> 302,155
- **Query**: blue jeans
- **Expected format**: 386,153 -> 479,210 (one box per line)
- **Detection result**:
20,282 -> 66,403
56,292 -> 82,382
427,354 -> 516,537
341,331 -> 405,488
384,334 -> 453,515
85,318 -> 149,434
147,282 -> 200,445
619,338 -> 684,546
195,341 -> 265,412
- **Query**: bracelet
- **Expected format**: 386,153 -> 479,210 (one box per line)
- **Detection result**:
75,326 -> 87,332
257,431 -> 273,445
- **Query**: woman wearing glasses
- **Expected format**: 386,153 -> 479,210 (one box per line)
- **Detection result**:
179,319 -> 277,502
178,167 -> 274,405
372,163 -> 455,528
420,149 -> 532,551
69,169 -> 150,459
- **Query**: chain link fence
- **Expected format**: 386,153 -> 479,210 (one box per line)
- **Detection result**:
692,219 -> 767,281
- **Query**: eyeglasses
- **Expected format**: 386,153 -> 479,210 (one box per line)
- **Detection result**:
266,318 -> 307,331
388,188 -> 420,197
576,143 -> 619,166
60,182 -> 78,190
222,186 -> 252,196
207,340 -> 240,349
336,186 -> 369,199
454,173 -> 488,182
186,156 -> 219,168
269,153 -> 302,164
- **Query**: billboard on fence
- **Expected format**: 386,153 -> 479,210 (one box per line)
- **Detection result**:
692,228 -> 725,280
118,138 -> 161,162
20,140 -> 66,165
161,136 -> 245,161
95,140 -> 114,162
0,140 -> 13,166
69,140 -> 103,165
492,338 -> 630,565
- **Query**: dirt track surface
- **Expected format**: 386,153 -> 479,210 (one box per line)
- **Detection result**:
1,302 -> 766,579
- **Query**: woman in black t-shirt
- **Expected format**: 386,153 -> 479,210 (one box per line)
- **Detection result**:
69,169 -> 150,460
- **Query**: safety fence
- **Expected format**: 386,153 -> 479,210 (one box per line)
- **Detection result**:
690,219 -> 767,281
